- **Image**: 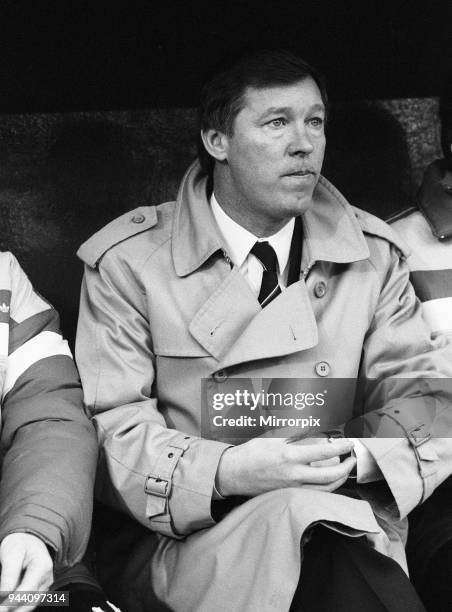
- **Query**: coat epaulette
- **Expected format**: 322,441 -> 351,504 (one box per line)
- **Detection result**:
352,206 -> 411,259
385,205 -> 417,225
78,206 -> 158,268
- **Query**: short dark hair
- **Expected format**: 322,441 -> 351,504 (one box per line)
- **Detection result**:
197,49 -> 328,176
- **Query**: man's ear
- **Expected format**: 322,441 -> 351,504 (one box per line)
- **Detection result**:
200,129 -> 229,162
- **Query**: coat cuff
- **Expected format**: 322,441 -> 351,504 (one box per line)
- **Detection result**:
345,394 -> 444,515
95,413 -> 232,539
168,438 -> 232,535
132,432 -> 232,537
358,436 -> 425,519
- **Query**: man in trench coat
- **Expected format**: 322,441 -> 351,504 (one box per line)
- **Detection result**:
76,50 -> 452,611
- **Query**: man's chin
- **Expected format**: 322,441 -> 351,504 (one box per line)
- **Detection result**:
283,196 -> 315,218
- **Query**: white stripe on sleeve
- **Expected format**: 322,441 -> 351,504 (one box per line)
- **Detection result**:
3,330 -> 72,399
422,297 -> 452,335
0,322 -> 9,359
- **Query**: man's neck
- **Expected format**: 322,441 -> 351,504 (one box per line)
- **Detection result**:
213,170 -> 291,238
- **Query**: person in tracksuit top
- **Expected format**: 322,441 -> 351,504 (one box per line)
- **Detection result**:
0,251 -> 100,611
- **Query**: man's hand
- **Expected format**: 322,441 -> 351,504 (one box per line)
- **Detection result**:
216,437 -> 356,497
0,533 -> 53,611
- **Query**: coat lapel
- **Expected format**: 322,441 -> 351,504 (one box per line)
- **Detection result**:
189,267 -> 261,361
188,267 -> 318,367
216,279 -> 318,370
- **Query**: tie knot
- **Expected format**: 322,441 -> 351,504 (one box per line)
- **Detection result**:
250,241 -> 279,272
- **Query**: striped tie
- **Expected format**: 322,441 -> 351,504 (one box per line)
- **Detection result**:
250,241 -> 282,307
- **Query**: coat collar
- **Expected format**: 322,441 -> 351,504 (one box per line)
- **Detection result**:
172,161 -> 370,278
172,162 -> 226,277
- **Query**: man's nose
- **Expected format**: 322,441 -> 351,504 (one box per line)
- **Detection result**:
288,123 -> 314,156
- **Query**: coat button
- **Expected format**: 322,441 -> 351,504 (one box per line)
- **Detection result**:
131,213 -> 145,224
213,369 -> 228,382
315,361 -> 330,377
314,281 -> 327,298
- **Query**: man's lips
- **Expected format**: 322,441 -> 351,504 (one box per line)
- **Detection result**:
282,169 -> 316,177
282,169 -> 317,185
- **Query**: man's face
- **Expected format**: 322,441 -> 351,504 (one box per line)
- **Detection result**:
218,77 -> 326,235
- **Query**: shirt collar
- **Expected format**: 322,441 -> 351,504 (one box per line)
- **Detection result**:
210,192 -> 295,274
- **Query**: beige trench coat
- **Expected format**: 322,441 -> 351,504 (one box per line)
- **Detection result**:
76,162 -> 452,611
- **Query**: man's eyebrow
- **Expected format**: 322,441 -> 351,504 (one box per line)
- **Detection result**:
258,103 -> 326,119
259,106 -> 292,118
259,106 -> 292,120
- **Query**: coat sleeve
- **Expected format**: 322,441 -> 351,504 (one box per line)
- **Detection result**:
0,254 -> 98,570
345,243 -> 452,519
75,254 -> 231,539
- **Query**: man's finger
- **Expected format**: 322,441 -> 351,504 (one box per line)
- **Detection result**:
298,455 -> 356,485
15,559 -> 52,594
0,556 -> 23,594
310,456 -> 340,467
305,471 -> 351,492
290,439 -> 354,463
321,471 -> 353,492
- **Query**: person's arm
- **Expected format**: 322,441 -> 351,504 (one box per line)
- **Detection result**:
345,242 -> 452,517
0,253 -> 98,582
76,251 -> 232,539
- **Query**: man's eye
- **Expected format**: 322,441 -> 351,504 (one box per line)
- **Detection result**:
309,117 -> 324,128
267,118 -> 287,128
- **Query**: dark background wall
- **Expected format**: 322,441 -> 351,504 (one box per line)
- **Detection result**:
0,0 -> 450,112
0,0 -> 449,344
